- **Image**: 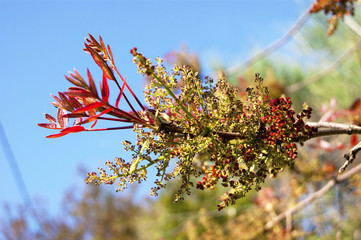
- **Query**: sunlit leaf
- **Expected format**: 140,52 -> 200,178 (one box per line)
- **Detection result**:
84,44 -> 115,81
73,101 -> 104,113
38,123 -> 61,129
65,87 -> 94,98
99,35 -> 109,59
46,132 -> 69,138
68,97 -> 83,110
87,69 -> 98,97
51,101 -> 62,109
88,34 -> 102,51
57,108 -> 68,128
90,119 -> 98,129
72,69 -> 86,83
58,92 -> 74,111
73,117 -> 83,126
45,114 -> 57,124
79,107 -> 113,125
60,125 -> 86,134
62,113 -> 88,118
65,75 -> 84,88
107,44 -> 114,64
51,94 -> 72,112
101,74 -> 109,103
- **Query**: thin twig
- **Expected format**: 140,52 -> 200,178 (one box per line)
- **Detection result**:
340,141 -> 361,173
344,15 -> 361,37
288,39 -> 361,93
336,184 -> 344,240
226,8 -> 311,75
288,15 -> 361,93
264,162 -> 361,230
302,122 -> 361,172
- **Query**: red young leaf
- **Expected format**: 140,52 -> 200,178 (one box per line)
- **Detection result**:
90,119 -> 98,129
46,132 -> 69,138
65,87 -> 94,98
80,107 -> 113,125
71,69 -> 86,83
101,74 -> 109,103
350,134 -> 358,147
88,34 -> 102,51
107,44 -> 114,64
99,35 -> 109,59
62,113 -> 88,118
115,82 -> 126,108
113,68 -> 145,111
57,108 -> 68,128
38,123 -> 61,129
51,102 -> 62,109
84,44 -> 115,81
73,117 -> 83,126
82,98 -> 98,116
65,75 -> 84,88
68,97 -> 83,110
45,114 -> 57,124
58,92 -> 74,111
45,126 -> 85,138
51,94 -> 72,112
60,125 -> 86,134
73,101 -> 104,113
87,69 -> 98,97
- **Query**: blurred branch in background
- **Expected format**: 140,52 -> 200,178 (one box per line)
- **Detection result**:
226,7 -> 311,75
264,161 -> 361,231
288,39 -> 361,93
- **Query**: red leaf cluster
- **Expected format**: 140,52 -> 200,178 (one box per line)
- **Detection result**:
39,35 -> 150,138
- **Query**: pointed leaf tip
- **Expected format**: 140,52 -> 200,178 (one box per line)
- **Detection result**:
73,101 -> 104,113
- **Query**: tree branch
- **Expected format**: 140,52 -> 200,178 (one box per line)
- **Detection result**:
226,7 -> 311,75
164,121 -> 361,141
288,39 -> 361,93
340,141 -> 361,173
264,161 -> 361,231
302,121 -> 361,139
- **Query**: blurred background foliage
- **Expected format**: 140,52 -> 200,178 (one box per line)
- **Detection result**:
3,5 -> 361,240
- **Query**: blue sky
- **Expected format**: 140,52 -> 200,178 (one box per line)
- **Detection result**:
0,0 -> 314,217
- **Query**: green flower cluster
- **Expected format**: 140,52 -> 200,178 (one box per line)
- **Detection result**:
88,49 -> 315,210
